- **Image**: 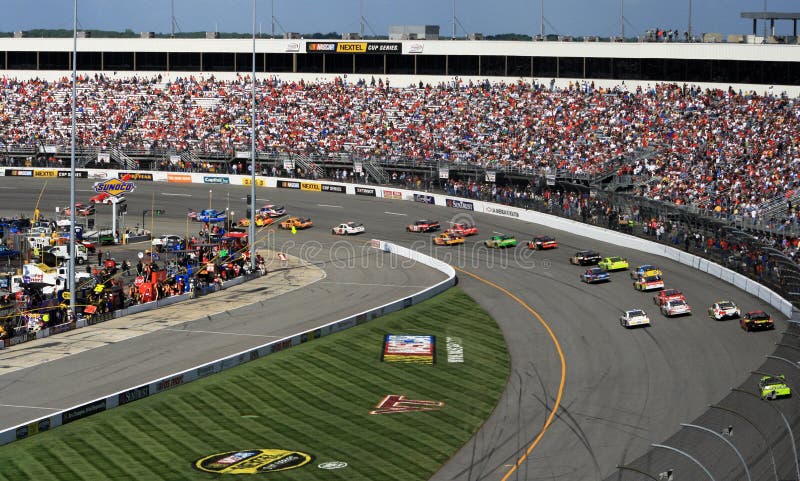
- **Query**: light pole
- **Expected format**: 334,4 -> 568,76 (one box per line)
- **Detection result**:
731,387 -> 800,480
250,0 -> 257,271
651,444 -> 717,481
679,423 -> 751,481
709,404 -> 779,481
69,0 -> 77,320
208,189 -> 212,210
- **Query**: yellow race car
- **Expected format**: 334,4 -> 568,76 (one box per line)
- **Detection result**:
238,213 -> 274,227
433,233 -> 465,246
279,217 -> 313,230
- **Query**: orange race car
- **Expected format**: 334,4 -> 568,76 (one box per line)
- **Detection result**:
238,213 -> 274,227
279,217 -> 313,230
433,233 -> 465,246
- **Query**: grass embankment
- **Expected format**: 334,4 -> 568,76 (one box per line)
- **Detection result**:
0,288 -> 509,481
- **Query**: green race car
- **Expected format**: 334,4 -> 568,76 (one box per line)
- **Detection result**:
759,374 -> 791,400
484,234 -> 517,248
599,256 -> 629,271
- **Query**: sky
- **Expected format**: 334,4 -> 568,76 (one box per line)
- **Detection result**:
2,0 -> 799,39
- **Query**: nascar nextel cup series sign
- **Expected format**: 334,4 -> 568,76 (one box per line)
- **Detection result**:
306,42 -> 401,54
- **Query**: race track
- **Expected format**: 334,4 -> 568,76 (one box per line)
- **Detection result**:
0,178 -> 796,480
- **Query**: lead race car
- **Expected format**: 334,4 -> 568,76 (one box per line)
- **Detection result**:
406,220 -> 440,233
332,222 -> 365,235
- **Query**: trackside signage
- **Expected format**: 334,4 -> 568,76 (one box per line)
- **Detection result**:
355,187 -> 376,196
278,180 -> 301,189
414,193 -> 434,204
322,184 -> 346,193
445,198 -> 474,211
484,205 -> 520,218
93,178 -> 135,197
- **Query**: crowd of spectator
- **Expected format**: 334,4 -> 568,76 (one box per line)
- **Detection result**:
1,74 -> 799,223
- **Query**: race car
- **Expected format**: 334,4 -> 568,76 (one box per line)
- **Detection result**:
62,203 -> 95,217
581,267 -> 610,284
332,222 -> 366,235
433,233 -> 465,246
280,217 -> 313,230
708,300 -> 741,320
653,288 -> 686,306
259,204 -> 286,217
569,250 -> 602,266
527,235 -> 558,250
759,374 -> 791,400
660,299 -> 692,317
238,213 -> 274,227
633,275 -> 664,291
89,192 -> 126,204
484,233 -> 517,248
740,310 -> 774,331
620,309 -> 651,328
598,256 -> 629,271
445,222 -> 478,237
407,220 -> 440,233
630,264 -> 662,280
194,209 -> 227,223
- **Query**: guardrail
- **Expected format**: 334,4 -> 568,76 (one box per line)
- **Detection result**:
0,240 -> 456,446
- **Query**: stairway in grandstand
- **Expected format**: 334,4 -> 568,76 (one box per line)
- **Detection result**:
362,158 -> 390,184
756,190 -> 800,226
292,153 -> 324,178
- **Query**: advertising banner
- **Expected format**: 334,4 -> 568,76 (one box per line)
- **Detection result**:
322,184 -> 346,193
445,198 -> 474,211
438,168 -> 449,179
97,152 -> 111,163
5,170 -> 32,177
306,41 -> 401,54
283,160 -> 295,171
485,171 -> 496,182
242,177 -> 266,186
169,155 -> 181,164
300,182 -> 322,192
203,176 -> 230,184
57,170 -> 88,178
62,399 -> 107,425
119,172 -> 153,181
33,170 -> 57,178
278,180 -> 300,189
484,205 -> 520,218
383,189 -> 402,200
166,174 -> 192,183
413,193 -> 435,204
355,186 -> 376,196
353,162 -> 362,173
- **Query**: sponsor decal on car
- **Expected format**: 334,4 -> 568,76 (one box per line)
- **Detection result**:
445,198 -> 474,211
370,394 -> 445,415
382,334 -> 435,364
279,180 -> 301,189
119,172 -> 153,181
93,178 -> 136,197
33,169 -> 57,177
203,176 -> 230,184
484,206 -> 520,217
383,189 -> 402,200
57,170 -> 88,178
355,186 -> 376,196
413,193 -> 435,204
194,449 -> 313,474
322,184 -> 346,193
62,399 -> 107,424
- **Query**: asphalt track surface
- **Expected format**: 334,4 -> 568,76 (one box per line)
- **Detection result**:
0,178 -> 798,481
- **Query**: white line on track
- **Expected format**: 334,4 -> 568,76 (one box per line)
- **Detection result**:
163,328 -> 279,338
162,193 -> 192,197
0,404 -> 62,411
384,211 -> 407,216
317,204 -> 342,208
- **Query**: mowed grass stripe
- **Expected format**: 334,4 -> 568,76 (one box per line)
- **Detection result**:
0,288 -> 510,480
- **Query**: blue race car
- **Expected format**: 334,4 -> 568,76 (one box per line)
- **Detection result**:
581,267 -> 610,284
195,209 -> 227,223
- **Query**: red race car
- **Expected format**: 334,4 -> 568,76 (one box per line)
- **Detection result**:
407,220 -> 440,233
445,222 -> 478,236
653,288 -> 686,306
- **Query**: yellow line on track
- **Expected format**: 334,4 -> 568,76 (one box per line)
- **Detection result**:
453,266 -> 567,481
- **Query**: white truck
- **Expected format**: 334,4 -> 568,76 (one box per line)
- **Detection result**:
12,263 -> 93,295
43,244 -> 88,265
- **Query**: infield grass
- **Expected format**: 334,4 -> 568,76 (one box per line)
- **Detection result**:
0,288 -> 510,481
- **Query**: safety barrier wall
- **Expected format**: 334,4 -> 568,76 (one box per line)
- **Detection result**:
0,240 -> 455,446
6,166 -> 791,316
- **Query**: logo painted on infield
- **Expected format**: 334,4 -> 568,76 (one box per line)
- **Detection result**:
194,448 -> 313,474
370,394 -> 445,415
446,336 -> 464,363
318,461 -> 348,470
382,334 -> 435,364
93,178 -> 135,197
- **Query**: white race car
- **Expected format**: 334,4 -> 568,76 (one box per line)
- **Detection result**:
708,300 -> 741,320
259,204 -> 286,217
661,299 -> 692,317
332,222 -> 365,235
620,309 -> 651,328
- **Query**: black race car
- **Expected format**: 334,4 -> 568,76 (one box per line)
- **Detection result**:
569,250 -> 602,266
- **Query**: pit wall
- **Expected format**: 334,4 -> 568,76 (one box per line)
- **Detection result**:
0,239 -> 455,446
